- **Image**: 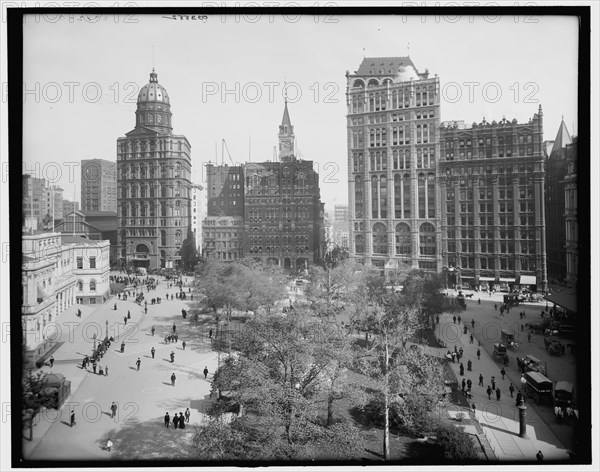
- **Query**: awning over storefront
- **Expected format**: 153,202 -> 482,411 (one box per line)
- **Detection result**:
519,275 -> 537,285
479,277 -> 495,281
499,278 -> 516,282
461,276 -> 475,279
544,288 -> 577,314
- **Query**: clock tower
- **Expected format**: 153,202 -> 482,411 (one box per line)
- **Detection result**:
278,100 -> 295,162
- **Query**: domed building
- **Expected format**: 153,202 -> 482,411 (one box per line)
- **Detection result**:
116,69 -> 192,270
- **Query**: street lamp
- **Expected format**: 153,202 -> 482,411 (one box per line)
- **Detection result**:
92,333 -> 97,353
105,320 -> 109,340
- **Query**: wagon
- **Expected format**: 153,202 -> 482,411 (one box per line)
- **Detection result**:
492,343 -> 508,361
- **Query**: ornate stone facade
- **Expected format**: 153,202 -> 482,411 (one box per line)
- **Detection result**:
116,70 -> 192,270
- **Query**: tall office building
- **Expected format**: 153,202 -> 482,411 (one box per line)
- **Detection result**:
191,184 -> 205,256
116,69 -> 192,270
333,203 -> 349,250
438,109 -> 547,292
81,159 -> 117,212
544,118 -> 572,284
203,164 -> 244,261
203,102 -> 324,269
346,57 -> 441,276
563,137 -> 578,286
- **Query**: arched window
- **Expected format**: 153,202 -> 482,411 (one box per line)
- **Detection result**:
161,230 -> 167,246
77,280 -> 83,291
89,280 -> 96,292
395,223 -> 412,256
419,222 -> 436,256
175,231 -> 182,246
355,234 -> 365,253
427,173 -> 436,218
175,163 -> 181,178
372,223 -> 388,255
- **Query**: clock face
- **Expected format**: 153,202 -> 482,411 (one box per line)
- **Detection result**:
282,141 -> 290,151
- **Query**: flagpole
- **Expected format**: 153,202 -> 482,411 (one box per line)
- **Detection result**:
73,183 -> 76,236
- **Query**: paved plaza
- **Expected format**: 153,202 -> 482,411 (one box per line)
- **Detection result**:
23,273 -> 218,460
438,289 -> 576,461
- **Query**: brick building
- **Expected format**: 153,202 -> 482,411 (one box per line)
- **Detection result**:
438,109 -> 547,292
81,159 -> 117,212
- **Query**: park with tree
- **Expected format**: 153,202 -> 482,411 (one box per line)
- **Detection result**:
190,258 -> 477,462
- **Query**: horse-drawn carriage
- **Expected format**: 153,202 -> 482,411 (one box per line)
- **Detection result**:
544,338 -> 565,356
492,343 -> 509,363
517,354 -> 547,376
501,330 -> 519,351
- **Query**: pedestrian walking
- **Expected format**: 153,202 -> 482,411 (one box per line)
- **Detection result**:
173,323 -> 176,333
509,383 -> 515,398
477,348 -> 481,360
471,319 -> 475,329
182,341 -> 186,350
479,373 -> 484,387
124,316 -> 127,326
496,387 -> 501,401
173,413 -> 179,428
164,412 -> 170,427
136,357 -> 141,371
70,409 -> 76,427
457,315 -> 462,325
185,408 -> 190,423
469,334 -> 474,344
459,347 -> 464,359
203,366 -> 209,379
500,367 -> 506,380
452,352 -> 457,363
127,310 -> 131,319
486,386 -> 492,400
471,402 -> 476,413
536,451 -> 544,462
106,438 -> 113,451
114,303 -> 117,310
478,298 -> 481,305
49,356 -> 55,368
110,402 -> 117,418
93,361 -> 97,374
467,379 -> 472,390
459,363 -> 464,376
453,315 -> 457,324
171,373 -> 176,386
516,392 -> 523,406
105,365 -> 109,376
491,376 -> 496,390
151,347 -> 155,359
467,359 -> 472,371
461,378 -> 466,393
179,412 -> 186,429
170,351 -> 175,363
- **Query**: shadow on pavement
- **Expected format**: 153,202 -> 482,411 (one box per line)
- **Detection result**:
100,419 -> 196,460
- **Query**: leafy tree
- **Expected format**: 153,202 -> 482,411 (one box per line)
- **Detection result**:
209,309 -> 364,458
180,228 -> 198,271
433,422 -> 479,461
304,259 -> 362,311
350,270 -> 446,460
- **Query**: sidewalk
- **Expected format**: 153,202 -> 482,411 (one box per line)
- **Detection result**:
23,275 -> 220,460
438,312 -> 570,462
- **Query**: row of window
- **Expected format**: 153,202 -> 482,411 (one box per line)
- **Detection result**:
444,134 -> 533,148
446,257 -> 537,271
120,201 -> 185,218
354,222 -> 436,255
445,201 -> 535,214
119,139 -> 183,153
354,173 -> 436,219
348,88 -> 436,114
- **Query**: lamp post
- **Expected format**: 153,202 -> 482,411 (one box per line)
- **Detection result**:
92,333 -> 97,353
105,320 -> 109,340
518,399 -> 528,438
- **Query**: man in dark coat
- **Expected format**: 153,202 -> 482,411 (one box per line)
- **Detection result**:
178,412 -> 185,429
151,347 -> 155,359
164,412 -> 170,427
173,413 -> 179,428
70,409 -> 76,427
203,366 -> 209,379
171,372 -> 176,386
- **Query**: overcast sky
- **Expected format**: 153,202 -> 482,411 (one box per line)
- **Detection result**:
21,12 -> 579,213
